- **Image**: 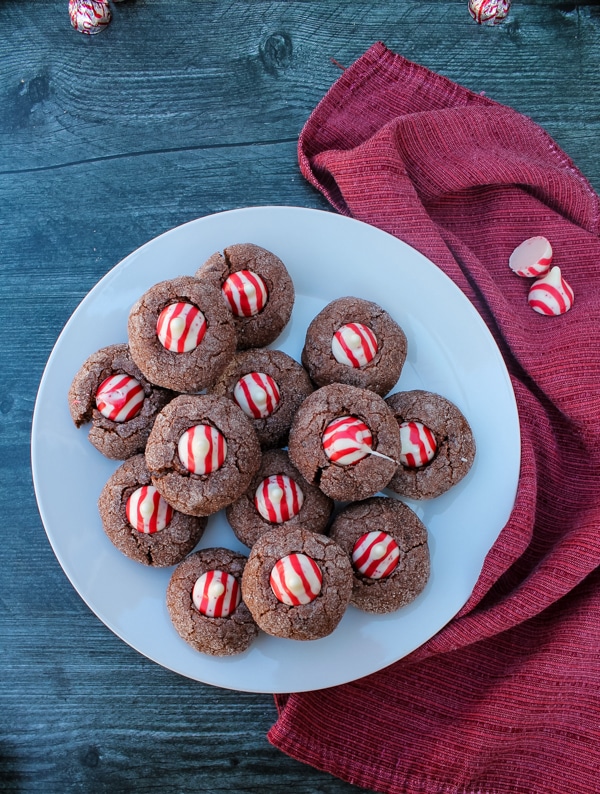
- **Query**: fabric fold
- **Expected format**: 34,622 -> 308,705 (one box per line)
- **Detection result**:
268,43 -> 600,794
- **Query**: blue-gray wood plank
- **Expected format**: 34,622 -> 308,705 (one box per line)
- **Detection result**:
2,1 -> 599,791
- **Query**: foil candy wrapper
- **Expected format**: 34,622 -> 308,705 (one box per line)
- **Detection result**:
69,0 -> 112,35
468,0 -> 511,25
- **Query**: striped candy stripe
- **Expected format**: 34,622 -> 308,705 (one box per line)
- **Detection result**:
233,372 -> 281,419
528,266 -> 574,316
192,570 -> 241,618
177,424 -> 227,475
126,485 -> 174,534
322,415 -> 373,466
156,301 -> 207,353
509,236 -> 553,278
468,0 -> 510,24
270,553 -> 323,606
254,475 -> 305,524
352,531 -> 400,579
331,323 -> 378,368
69,0 -> 112,35
95,374 -> 144,422
221,270 -> 268,317
398,421 -> 437,468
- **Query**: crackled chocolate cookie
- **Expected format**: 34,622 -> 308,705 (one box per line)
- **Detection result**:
226,449 -> 334,548
166,548 -> 259,656
68,343 -> 174,460
145,394 -> 261,517
287,383 -> 401,502
98,455 -> 206,567
329,497 -> 430,613
385,390 -> 475,500
301,297 -> 407,396
241,527 -> 353,641
208,348 -> 313,449
127,275 -> 236,393
195,243 -> 294,349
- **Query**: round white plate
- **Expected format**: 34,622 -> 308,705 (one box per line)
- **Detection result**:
32,206 -> 520,693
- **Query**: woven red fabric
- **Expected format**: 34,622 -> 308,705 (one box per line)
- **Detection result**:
268,43 -> 600,794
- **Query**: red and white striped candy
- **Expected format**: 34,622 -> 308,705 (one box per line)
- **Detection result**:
509,236 -> 553,278
222,270 -> 268,317
177,424 -> 227,475
156,302 -> 207,353
398,421 -> 437,468
352,531 -> 400,579
126,486 -> 174,534
233,372 -> 281,419
69,0 -> 112,34
528,266 -> 574,316
192,570 -> 241,618
468,0 -> 510,25
331,323 -> 378,368
270,553 -> 323,606
254,475 -> 304,524
322,415 -> 372,466
95,374 -> 144,422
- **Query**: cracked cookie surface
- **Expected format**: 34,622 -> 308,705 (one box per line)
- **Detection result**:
166,548 -> 259,656
385,390 -> 475,499
98,454 -> 207,567
301,296 -> 407,396
145,394 -> 262,516
329,496 -> 430,613
287,383 -> 401,502
195,242 -> 294,349
68,343 -> 174,460
241,527 -> 353,640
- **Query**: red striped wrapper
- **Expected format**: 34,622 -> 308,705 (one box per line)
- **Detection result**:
126,485 -> 174,534
95,374 -> 144,422
254,475 -> 305,523
222,270 -> 268,316
270,553 -> 323,606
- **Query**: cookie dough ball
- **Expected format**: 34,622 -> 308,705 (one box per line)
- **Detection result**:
166,548 -> 259,656
301,297 -> 407,396
226,449 -> 334,548
68,343 -> 174,460
329,497 -> 430,613
287,383 -> 401,502
208,349 -> 313,449
127,275 -> 236,393
385,390 -> 475,500
98,455 -> 206,567
195,243 -> 294,349
145,394 -> 262,517
241,527 -> 353,641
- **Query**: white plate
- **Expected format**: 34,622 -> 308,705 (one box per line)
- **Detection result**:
32,206 -> 520,693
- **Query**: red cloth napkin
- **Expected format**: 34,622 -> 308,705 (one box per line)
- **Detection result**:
268,43 -> 600,794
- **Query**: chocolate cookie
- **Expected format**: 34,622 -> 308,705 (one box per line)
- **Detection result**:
98,454 -> 206,567
287,383 -> 401,502
226,449 -> 334,548
127,275 -> 236,393
195,243 -> 294,349
329,497 -> 430,613
208,348 -> 313,449
385,390 -> 476,500
301,297 -> 407,396
68,343 -> 174,460
166,548 -> 259,656
241,527 -> 353,641
145,394 -> 262,516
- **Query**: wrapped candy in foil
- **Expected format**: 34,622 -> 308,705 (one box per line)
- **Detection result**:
69,0 -> 112,35
468,0 -> 511,25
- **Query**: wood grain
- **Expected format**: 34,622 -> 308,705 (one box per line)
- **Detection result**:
2,1 -> 599,791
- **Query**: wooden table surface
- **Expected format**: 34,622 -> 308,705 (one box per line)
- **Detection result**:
2,1 -> 599,791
